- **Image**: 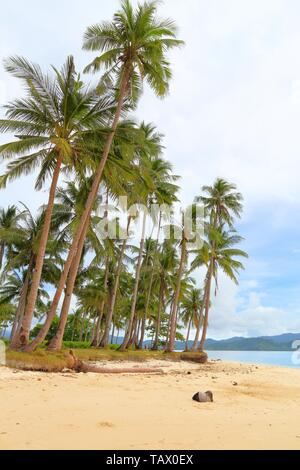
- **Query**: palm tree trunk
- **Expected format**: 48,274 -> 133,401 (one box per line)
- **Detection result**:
129,316 -> 140,347
185,317 -> 192,352
100,217 -> 131,348
84,319 -> 90,342
90,254 -> 110,347
198,262 -> 213,352
165,236 -> 186,352
79,311 -> 86,342
120,211 -> 147,351
138,212 -> 161,349
138,312 -> 147,350
191,278 -> 208,351
90,315 -> 97,343
152,280 -> 164,350
15,154 -> 63,349
25,67 -> 131,352
0,242 -> 4,271
47,217 -> 89,351
135,318 -> 141,348
111,323 -> 115,344
90,308 -> 102,347
10,257 -> 34,347
71,315 -> 77,341
165,297 -> 174,345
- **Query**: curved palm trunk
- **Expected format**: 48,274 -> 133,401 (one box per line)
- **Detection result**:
165,237 -> 186,352
15,155 -> 63,349
185,316 -> 193,352
100,217 -> 131,348
47,217 -> 89,351
198,262 -> 213,352
152,280 -> 164,350
120,211 -> 147,351
25,68 -> 131,352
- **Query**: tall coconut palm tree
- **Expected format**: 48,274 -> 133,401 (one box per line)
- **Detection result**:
47,121 -> 144,350
46,178 -> 104,350
180,287 -> 203,351
26,0 -> 183,353
197,178 -> 243,229
0,56 -> 113,348
120,151 -> 179,351
165,213 -> 188,352
191,178 -> 245,351
100,123 -> 165,348
192,227 -> 248,351
151,240 -> 178,350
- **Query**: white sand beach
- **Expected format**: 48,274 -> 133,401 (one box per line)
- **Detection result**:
1,360 -> 300,450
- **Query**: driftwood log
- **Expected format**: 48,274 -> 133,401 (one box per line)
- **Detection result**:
68,351 -> 164,375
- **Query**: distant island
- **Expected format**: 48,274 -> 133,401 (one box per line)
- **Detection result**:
169,333 -> 300,351
102,332 -> 300,351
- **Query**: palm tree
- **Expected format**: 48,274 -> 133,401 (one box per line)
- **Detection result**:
0,206 -> 18,270
180,287 -> 203,351
0,56 -> 113,348
197,178 -> 243,229
0,205 -> 60,345
120,148 -> 179,351
150,240 -> 177,350
100,123 -> 165,348
192,227 -> 248,351
46,121 -> 145,350
0,271 -> 49,341
191,178 -> 245,351
27,0 -> 183,353
165,213 -> 188,352
45,178 -> 104,350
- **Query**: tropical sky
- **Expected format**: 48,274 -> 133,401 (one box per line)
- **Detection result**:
1,0 -> 300,339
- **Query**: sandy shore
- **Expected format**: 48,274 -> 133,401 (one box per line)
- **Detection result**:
0,359 -> 300,450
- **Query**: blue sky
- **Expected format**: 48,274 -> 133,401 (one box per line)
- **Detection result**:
1,0 -> 300,338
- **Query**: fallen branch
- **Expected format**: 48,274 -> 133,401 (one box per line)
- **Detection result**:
68,351 -> 164,375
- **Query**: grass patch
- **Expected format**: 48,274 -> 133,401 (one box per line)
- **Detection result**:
73,348 -> 181,363
5,347 -> 207,372
6,349 -> 73,372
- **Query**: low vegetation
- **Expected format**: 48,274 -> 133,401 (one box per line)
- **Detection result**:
5,346 -> 207,372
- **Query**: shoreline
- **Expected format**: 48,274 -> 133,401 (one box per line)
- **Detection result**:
1,359 -> 300,450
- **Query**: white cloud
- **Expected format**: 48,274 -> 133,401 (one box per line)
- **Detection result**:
200,274 -> 300,339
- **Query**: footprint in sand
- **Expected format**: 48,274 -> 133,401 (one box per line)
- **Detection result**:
97,421 -> 114,428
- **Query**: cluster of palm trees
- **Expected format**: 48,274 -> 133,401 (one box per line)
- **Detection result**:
0,0 -> 248,353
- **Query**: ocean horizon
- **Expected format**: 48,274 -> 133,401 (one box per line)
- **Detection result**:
201,350 -> 300,369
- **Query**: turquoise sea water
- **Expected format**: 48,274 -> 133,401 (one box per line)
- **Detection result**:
204,350 -> 300,369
